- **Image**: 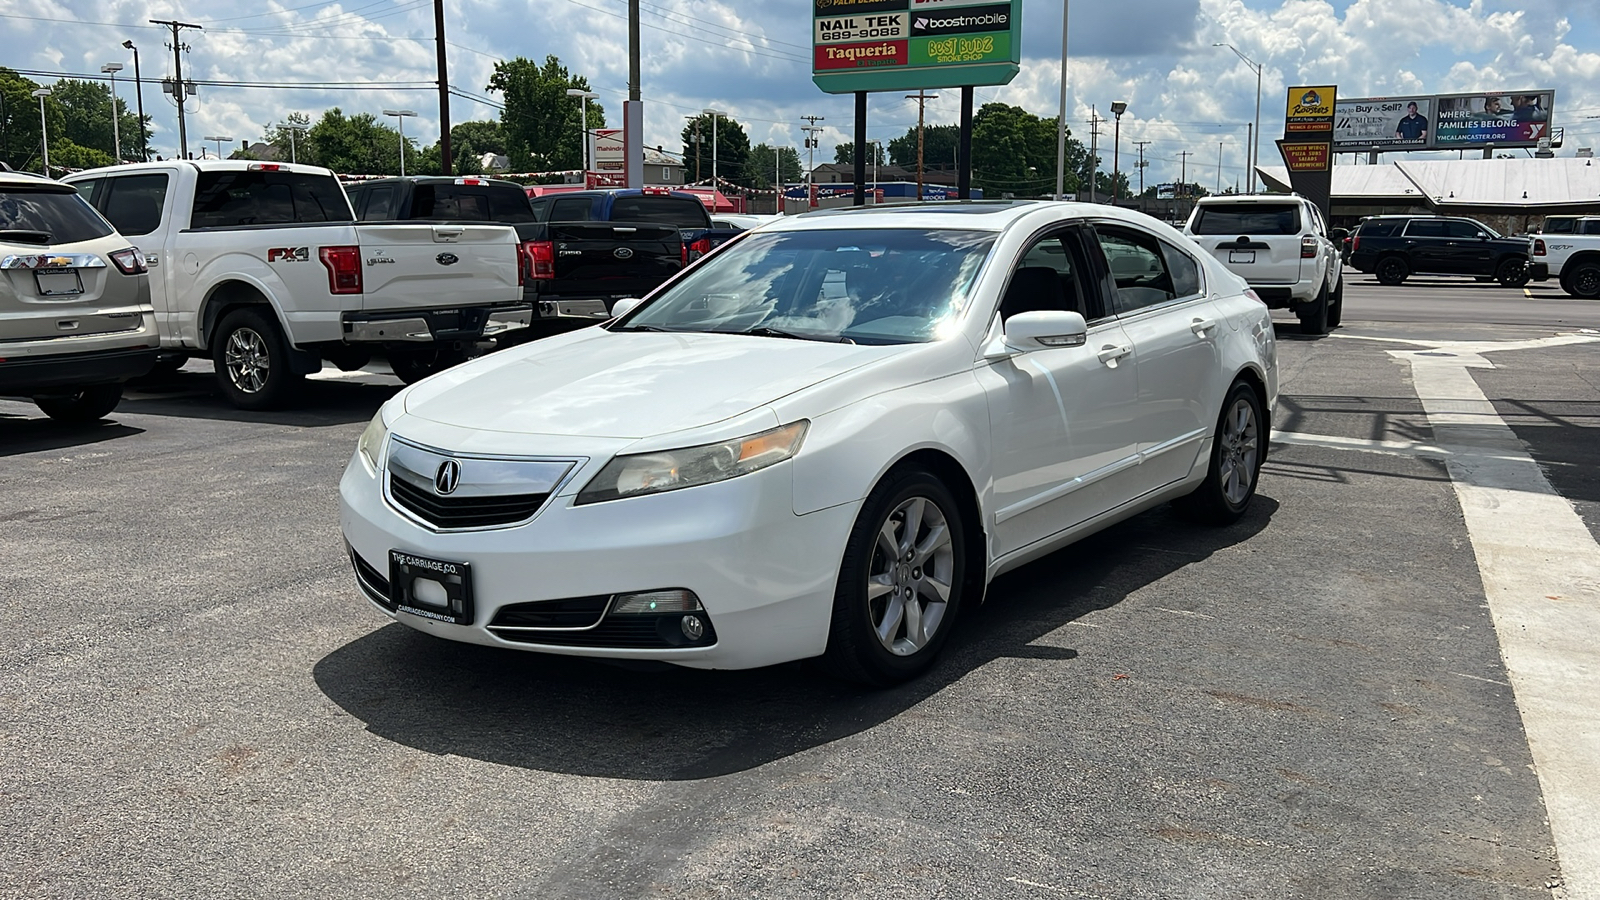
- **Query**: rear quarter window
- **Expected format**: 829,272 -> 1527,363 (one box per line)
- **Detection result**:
189,170 -> 354,228
1191,204 -> 1301,236
411,185 -> 535,223
0,187 -> 114,244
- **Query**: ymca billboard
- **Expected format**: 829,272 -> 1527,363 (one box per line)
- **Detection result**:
1334,90 -> 1555,152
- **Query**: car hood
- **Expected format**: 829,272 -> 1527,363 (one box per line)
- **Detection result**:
402,329 -> 904,439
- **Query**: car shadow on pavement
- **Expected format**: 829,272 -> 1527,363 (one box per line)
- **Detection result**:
312,497 -> 1278,780
117,369 -> 398,428
0,414 -> 144,457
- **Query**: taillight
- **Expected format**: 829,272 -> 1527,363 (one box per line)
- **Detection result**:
686,236 -> 712,264
1534,239 -> 1547,256
1352,234 -> 1360,253
1301,235 -> 1318,259
319,245 -> 363,295
525,240 -> 554,280
248,163 -> 282,172
1244,288 -> 1265,305
108,247 -> 146,275
455,177 -> 482,185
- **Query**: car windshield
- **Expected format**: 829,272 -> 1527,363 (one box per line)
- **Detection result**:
1192,204 -> 1301,235
616,228 -> 994,345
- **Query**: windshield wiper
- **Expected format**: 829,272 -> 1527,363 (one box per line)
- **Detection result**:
612,323 -> 679,333
0,229 -> 54,245
709,326 -> 854,344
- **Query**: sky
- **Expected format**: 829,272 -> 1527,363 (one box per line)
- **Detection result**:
3,0 -> 1599,189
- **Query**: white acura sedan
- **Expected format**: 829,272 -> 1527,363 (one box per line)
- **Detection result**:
340,201 -> 1277,685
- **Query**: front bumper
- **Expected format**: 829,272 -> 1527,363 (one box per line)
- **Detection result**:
342,304 -> 534,343
339,445 -> 859,670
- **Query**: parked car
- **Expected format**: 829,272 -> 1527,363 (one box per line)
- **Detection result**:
63,161 -> 528,405
1535,215 -> 1600,236
340,201 -> 1277,685
711,213 -> 782,232
1182,194 -> 1344,334
1346,215 -> 1547,288
1,170 -> 158,422
1533,230 -> 1600,299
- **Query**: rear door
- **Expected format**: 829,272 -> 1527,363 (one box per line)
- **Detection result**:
0,182 -> 141,343
1189,202 -> 1303,284
542,222 -> 684,299
1401,219 -> 1455,272
355,223 -> 520,312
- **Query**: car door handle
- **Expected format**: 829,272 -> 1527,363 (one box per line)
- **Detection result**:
1097,344 -> 1132,367
143,254 -> 159,267
1190,317 -> 1217,337
432,227 -> 464,243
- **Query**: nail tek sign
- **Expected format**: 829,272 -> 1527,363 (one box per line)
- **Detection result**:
812,0 -> 1020,93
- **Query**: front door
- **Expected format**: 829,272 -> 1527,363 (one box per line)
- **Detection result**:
977,226 -> 1142,557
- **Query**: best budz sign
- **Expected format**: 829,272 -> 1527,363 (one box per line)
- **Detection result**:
812,0 -> 1021,94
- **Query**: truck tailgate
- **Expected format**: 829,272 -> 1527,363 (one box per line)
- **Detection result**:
356,223 -> 519,312
1201,235 -> 1303,285
545,222 -> 682,298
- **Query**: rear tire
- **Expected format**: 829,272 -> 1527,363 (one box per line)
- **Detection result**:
1326,277 -> 1344,328
1565,261 -> 1600,299
821,467 -> 968,687
1297,284 -> 1330,336
1174,380 -> 1264,526
212,307 -> 302,410
34,384 -> 123,424
388,345 -> 472,385
1376,256 -> 1409,286
1496,257 -> 1531,288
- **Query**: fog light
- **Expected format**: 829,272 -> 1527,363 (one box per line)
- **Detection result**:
611,589 -> 701,615
681,615 -> 705,641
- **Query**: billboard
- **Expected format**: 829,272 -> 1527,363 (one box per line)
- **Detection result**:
1334,90 -> 1556,151
1433,91 -> 1556,148
1334,97 -> 1433,150
812,0 -> 1020,94
1285,85 -> 1336,134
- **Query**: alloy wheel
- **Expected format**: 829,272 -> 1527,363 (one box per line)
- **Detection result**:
867,496 -> 956,657
1218,396 -> 1260,505
224,327 -> 271,394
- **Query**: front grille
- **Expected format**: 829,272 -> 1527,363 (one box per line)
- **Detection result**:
488,601 -> 718,649
489,595 -> 610,629
349,547 -> 395,610
389,476 -> 549,530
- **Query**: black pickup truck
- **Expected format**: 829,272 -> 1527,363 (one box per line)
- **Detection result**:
1346,215 -> 1548,288
346,177 -> 684,348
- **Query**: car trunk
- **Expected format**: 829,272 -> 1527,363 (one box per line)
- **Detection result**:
0,243 -> 144,343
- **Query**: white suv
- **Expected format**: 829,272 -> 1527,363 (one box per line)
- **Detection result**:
1183,194 -> 1344,335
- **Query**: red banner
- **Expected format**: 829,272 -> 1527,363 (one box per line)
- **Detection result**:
814,40 -> 908,70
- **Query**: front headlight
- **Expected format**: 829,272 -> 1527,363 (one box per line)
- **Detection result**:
575,420 -> 808,505
357,411 -> 390,472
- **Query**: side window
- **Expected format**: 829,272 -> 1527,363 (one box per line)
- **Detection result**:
1446,220 -> 1484,239
1582,221 -> 1600,236
527,198 -> 551,222
549,197 -> 594,221
1405,220 -> 1448,238
1543,218 -> 1574,234
72,179 -> 101,204
1159,240 -> 1202,298
1093,225 -> 1179,314
100,173 -> 170,236
362,185 -> 395,220
1000,232 -> 1091,322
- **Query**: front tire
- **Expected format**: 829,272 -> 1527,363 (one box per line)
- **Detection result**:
1376,256 -> 1409,286
1496,257 -> 1531,288
1174,381 -> 1264,526
1565,261 -> 1600,299
212,307 -> 301,410
821,468 -> 968,687
34,384 -> 123,423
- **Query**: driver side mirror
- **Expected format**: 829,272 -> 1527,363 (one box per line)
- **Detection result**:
610,297 -> 645,319
1329,227 -> 1349,242
1002,310 -> 1088,353
1477,232 -> 1490,240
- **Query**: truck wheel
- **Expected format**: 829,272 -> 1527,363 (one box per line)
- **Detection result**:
1566,261 -> 1600,299
388,346 -> 470,385
1495,258 -> 1531,288
34,384 -> 123,424
212,307 -> 302,410
1327,277 -> 1345,328
1297,284 -> 1330,336
1375,256 -> 1409,286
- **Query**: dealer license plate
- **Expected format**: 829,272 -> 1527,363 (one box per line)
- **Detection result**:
1228,250 -> 1256,265
35,269 -> 83,296
389,550 -> 474,625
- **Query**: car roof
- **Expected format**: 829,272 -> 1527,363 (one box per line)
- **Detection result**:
62,160 -> 337,180
0,171 -> 73,191
762,200 -> 1157,234
1193,194 -> 1304,205
348,176 -> 523,188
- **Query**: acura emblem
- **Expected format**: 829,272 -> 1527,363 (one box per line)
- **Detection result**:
434,459 -> 461,495
613,247 -> 634,259
436,252 -> 459,266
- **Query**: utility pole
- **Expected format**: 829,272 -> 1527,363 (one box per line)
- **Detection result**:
433,0 -> 451,174
801,114 -> 825,206
150,19 -> 201,160
904,91 -> 937,201
1054,0 -> 1070,199
1246,123 -> 1253,191
1178,149 -> 1193,219
1217,141 -> 1224,194
1133,140 -> 1151,198
1086,106 -> 1101,202
123,41 -> 147,161
625,0 -> 642,189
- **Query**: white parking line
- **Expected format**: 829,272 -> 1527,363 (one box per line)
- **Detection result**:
1312,333 -> 1600,895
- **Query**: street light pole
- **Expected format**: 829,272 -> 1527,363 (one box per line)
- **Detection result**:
32,88 -> 51,175
566,89 -> 599,174
1110,100 -> 1127,203
1215,43 -> 1262,193
382,109 -> 417,176
275,121 -> 301,164
101,63 -> 125,162
1055,0 -> 1070,199
202,134 -> 233,160
122,41 -> 147,161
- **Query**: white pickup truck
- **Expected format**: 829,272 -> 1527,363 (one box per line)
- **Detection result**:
1532,217 -> 1600,299
63,161 -> 531,408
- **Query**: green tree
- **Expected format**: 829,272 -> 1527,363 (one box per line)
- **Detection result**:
451,120 -> 506,157
744,144 -> 802,189
49,79 -> 143,163
833,142 -> 886,166
680,113 -> 751,187
486,56 -> 604,171
307,107 -> 418,175
888,123 -> 959,172
1,68 -> 57,171
262,112 -> 313,165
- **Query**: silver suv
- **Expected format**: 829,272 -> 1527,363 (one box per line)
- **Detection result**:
0,171 -> 157,422
1183,194 -> 1345,335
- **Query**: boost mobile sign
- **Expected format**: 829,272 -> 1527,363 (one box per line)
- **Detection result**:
812,0 -> 1020,94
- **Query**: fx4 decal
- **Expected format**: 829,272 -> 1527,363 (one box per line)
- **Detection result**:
267,247 -> 311,262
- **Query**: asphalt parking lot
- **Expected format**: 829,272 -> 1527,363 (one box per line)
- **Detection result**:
3,278 -> 1597,899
